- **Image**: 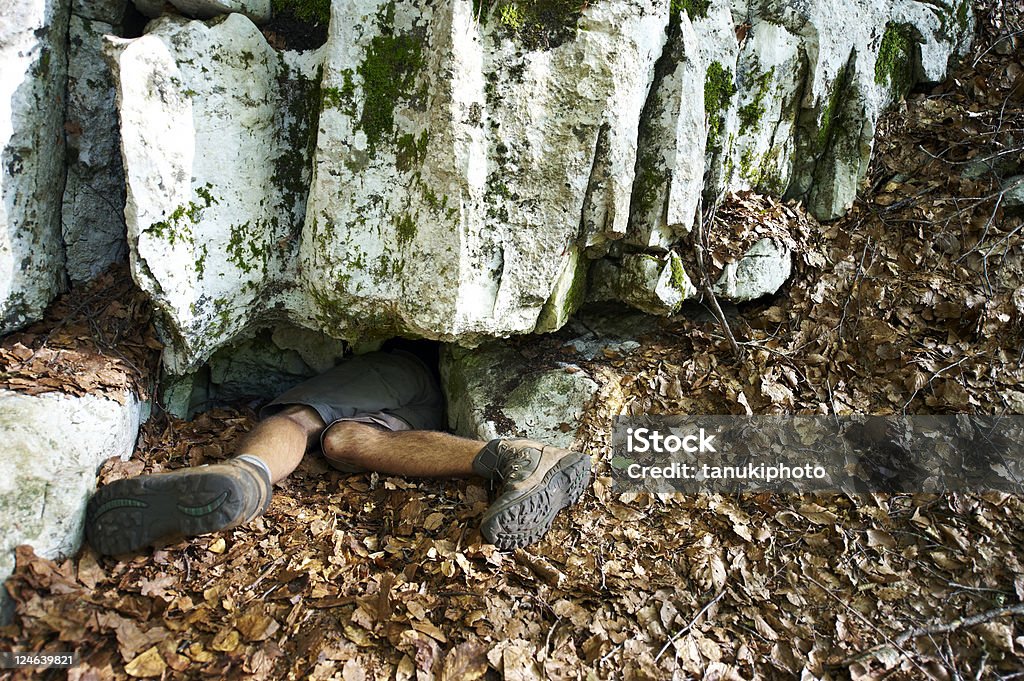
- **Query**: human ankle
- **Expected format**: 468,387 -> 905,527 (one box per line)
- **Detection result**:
234,454 -> 272,484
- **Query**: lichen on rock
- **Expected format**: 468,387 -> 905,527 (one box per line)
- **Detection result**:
98,0 -> 974,375
0,0 -> 71,333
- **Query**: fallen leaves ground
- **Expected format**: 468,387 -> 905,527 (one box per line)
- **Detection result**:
0,266 -> 160,403
3,2 -> 1024,679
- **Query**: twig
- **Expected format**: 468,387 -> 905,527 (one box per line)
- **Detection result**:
837,237 -> 872,341
692,199 -> 743,360
901,354 -> 971,410
512,548 -> 566,588
598,640 -> 624,665
654,586 -> 727,662
832,602 -> 1024,668
804,574 -> 926,675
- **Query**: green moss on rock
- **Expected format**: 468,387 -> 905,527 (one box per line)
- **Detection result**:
396,131 -> 429,172
274,60 -> 322,237
631,152 -> 666,223
271,0 -> 330,25
874,22 -> 915,96
816,63 -> 850,151
738,66 -> 774,133
536,249 -> 588,333
226,221 -> 271,274
146,183 -> 218,246
321,70 -> 356,114
704,61 -> 736,150
476,0 -> 583,50
357,3 -> 424,156
669,252 -> 688,292
671,0 -> 711,20
394,212 -> 417,245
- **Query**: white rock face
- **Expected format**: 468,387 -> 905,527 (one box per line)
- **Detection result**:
442,344 -> 598,450
105,0 -> 973,370
0,0 -> 70,333
63,15 -> 128,283
741,0 -> 973,220
713,238 -> 792,302
0,389 -> 143,613
301,0 -> 667,343
105,14 -> 322,373
633,0 -> 974,238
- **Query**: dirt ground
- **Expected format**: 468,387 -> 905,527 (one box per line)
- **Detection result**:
3,1 -> 1024,679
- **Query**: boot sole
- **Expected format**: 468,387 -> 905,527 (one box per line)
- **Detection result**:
480,451 -> 591,550
85,468 -> 250,556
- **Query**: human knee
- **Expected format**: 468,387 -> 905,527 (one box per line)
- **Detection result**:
269,405 -> 322,430
262,405 -> 325,447
322,421 -> 383,465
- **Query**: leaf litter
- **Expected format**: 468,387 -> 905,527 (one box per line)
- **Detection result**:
3,2 -> 1024,679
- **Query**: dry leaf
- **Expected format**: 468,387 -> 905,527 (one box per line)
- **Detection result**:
124,647 -> 166,678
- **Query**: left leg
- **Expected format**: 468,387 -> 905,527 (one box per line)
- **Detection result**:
322,421 -> 591,549
321,421 -> 479,476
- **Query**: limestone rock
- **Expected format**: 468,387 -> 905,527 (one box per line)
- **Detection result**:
301,0 -> 667,344
1002,175 -> 1024,216
132,0 -> 166,19
105,14 -> 322,373
161,325 -> 347,417
713,238 -> 791,303
73,0 -> 129,24
63,15 -> 128,283
589,251 -> 695,316
0,0 -> 70,333
442,344 -> 598,450
632,0 -> 974,234
769,0 -> 973,220
628,2 -> 736,249
0,389 -> 144,618
107,0 -> 972,370
561,305 -> 656,361
170,0 -> 271,22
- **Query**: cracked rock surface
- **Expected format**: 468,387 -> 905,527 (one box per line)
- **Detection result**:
94,0 -> 973,370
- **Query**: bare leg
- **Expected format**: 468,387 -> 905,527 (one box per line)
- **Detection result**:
235,405 -> 325,483
322,421 -> 481,477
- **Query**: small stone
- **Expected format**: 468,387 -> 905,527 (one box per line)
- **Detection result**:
1001,175 -> 1024,216
713,238 -> 792,303
442,344 -> 598,450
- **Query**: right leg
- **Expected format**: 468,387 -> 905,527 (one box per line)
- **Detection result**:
85,405 -> 324,555
234,405 -> 325,482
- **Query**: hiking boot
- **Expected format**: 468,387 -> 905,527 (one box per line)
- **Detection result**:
473,439 -> 591,550
85,457 -> 272,556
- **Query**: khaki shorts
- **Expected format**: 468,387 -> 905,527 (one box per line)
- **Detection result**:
260,349 -> 444,434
